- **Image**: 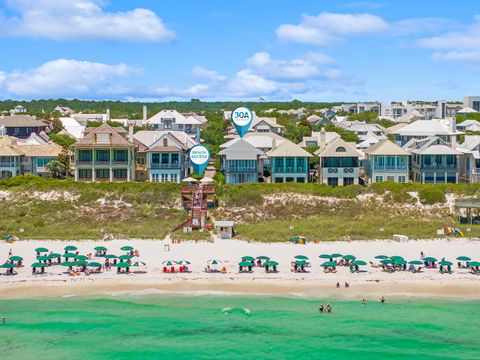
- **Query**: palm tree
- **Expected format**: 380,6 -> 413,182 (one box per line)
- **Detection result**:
45,160 -> 68,179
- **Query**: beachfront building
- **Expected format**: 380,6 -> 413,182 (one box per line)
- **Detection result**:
72,124 -> 135,182
457,136 -> 480,183
134,130 -> 197,183
298,130 -> 340,149
0,137 -> 23,179
316,138 -> 361,186
144,110 -> 204,140
363,139 -> 410,183
0,115 -> 49,139
404,137 -> 461,183
456,120 -> 480,132
391,118 -> 462,146
218,139 -> 264,184
251,117 -> 284,135
266,140 -> 312,183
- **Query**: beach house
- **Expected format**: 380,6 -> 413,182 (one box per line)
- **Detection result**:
0,115 -> 49,139
134,130 -> 197,183
363,139 -> 410,183
456,120 -> 480,132
298,129 -> 340,148
391,118 -> 462,146
266,139 -> 312,183
457,135 -> 480,183
0,137 -> 23,179
403,137 -> 461,183
144,110 -> 204,141
72,124 -> 135,182
218,139 -> 264,184
316,138 -> 361,186
251,117 -> 284,135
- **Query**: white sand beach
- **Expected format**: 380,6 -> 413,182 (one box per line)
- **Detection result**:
1,238 -> 479,299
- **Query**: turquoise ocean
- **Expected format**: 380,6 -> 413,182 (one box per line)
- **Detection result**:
0,294 -> 479,360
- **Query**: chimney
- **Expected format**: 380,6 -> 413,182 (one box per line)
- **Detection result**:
106,109 -> 110,122
450,117 -> 457,148
143,105 -> 147,121
128,121 -> 134,143
271,138 -> 277,151
320,127 -> 326,149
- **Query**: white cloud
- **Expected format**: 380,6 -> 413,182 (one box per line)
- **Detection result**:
392,18 -> 460,36
1,59 -> 137,97
226,70 -> 279,97
191,66 -> 226,82
1,0 -> 175,42
277,12 -> 389,45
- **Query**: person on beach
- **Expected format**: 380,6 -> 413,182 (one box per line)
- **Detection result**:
319,304 -> 324,312
380,296 -> 385,303
420,251 -> 425,259
361,299 -> 366,306
8,249 -> 12,257
326,304 -> 332,313
344,282 -> 349,288
336,282 -> 340,288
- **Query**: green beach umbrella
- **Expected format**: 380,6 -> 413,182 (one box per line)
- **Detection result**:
177,260 -> 191,265
61,261 -> 76,267
393,259 -> 407,265
94,246 -> 107,251
119,255 -> 132,261
63,253 -> 76,258
265,261 -> 279,266
295,260 -> 308,265
133,262 -> 146,267
121,246 -> 134,251
115,262 -> 130,268
439,261 -> 453,266
294,255 -> 309,260
75,260 -> 87,266
64,245 -> 77,251
352,260 -> 367,266
390,256 -> 404,261
1,263 -> 15,268
87,262 -> 102,268
375,255 -> 389,259
468,261 -> 480,267
409,260 -> 423,265
37,255 -> 50,262
331,253 -> 342,258
456,256 -> 471,261
319,254 -> 332,259
322,261 -> 337,267
424,257 -> 437,262
49,253 -> 62,258
35,247 -> 48,253
208,259 -> 220,265
342,255 -> 356,260
239,261 -> 253,267
75,255 -> 88,261
104,254 -> 117,259
241,256 -> 255,262
256,256 -> 270,260
163,261 -> 175,266
9,256 -> 23,262
31,263 -> 45,268
381,259 -> 392,264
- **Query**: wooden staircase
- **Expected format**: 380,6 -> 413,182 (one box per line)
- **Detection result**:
173,184 -> 215,232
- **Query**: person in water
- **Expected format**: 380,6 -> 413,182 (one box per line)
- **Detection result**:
319,304 -> 324,312
380,296 -> 385,303
326,304 -> 332,313
361,299 -> 366,306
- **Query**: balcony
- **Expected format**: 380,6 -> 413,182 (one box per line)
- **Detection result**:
324,167 -> 359,174
372,165 -> 408,172
150,163 -> 181,169
225,165 -> 257,173
0,162 -> 18,167
274,167 -> 306,174
422,163 -> 457,170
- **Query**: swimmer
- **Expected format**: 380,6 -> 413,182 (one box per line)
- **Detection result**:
380,296 -> 385,304
319,304 -> 324,312
361,299 -> 366,306
326,304 -> 332,313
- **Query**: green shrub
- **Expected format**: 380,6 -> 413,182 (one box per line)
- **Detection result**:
418,187 -> 445,204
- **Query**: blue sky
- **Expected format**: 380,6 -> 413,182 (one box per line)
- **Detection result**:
0,0 -> 479,102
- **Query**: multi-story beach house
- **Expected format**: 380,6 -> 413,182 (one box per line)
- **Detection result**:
134,130 -> 196,183
0,115 -> 49,139
457,135 -> 480,183
363,139 -> 410,183
266,140 -> 312,183
144,110 -> 204,141
391,118 -> 462,146
0,136 -> 23,179
72,124 -> 135,182
218,139 -> 264,184
316,137 -> 361,186
403,137 -> 461,183
251,117 -> 284,135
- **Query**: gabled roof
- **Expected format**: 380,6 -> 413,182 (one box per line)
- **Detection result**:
364,139 -> 410,156
298,131 -> 340,147
218,138 -> 264,160
0,136 -> 23,156
17,142 -> 63,157
73,124 -> 133,148
146,110 -> 202,125
134,130 -> 197,149
404,136 -> 461,155
252,117 -> 284,129
315,137 -> 360,158
266,139 -> 312,157
457,107 -> 478,114
220,132 -> 286,150
0,115 -> 47,127
457,120 -> 480,128
392,119 -> 462,136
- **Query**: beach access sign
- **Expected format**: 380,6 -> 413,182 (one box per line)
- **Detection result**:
231,106 -> 254,138
189,144 -> 210,176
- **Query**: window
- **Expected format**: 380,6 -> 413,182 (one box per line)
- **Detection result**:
113,169 -> 127,179
398,176 -> 406,183
286,157 -> 294,172
114,150 -> 127,162
78,169 -> 92,179
151,154 -> 160,164
36,157 -> 54,168
296,157 -> 305,172
96,150 -> 110,162
161,154 -> 169,164
297,177 -> 305,183
343,177 -> 355,186
336,146 -> 346,152
163,120 -> 172,129
171,174 -> 178,183
136,156 -> 145,165
171,153 -> 179,165
327,178 -> 338,186
274,177 -> 284,183
306,141 -> 317,147
375,175 -> 383,183
78,150 -> 92,162
96,169 -> 109,179
151,174 -> 159,183
286,177 -> 294,182
96,133 -> 110,144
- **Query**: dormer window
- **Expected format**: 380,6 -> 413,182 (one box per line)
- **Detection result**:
163,138 -> 168,147
96,133 -> 110,144
336,146 -> 346,152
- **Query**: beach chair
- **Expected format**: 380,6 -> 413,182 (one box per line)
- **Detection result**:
170,266 -> 175,273
163,266 -> 168,273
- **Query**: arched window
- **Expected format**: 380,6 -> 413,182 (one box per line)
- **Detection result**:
336,146 -> 346,153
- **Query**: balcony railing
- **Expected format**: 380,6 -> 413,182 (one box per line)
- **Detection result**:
274,167 -> 306,173
0,162 -> 18,167
373,165 -> 408,171
150,163 -> 181,169
225,166 -> 257,173
422,164 -> 457,169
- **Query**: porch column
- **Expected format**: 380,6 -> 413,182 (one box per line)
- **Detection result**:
433,172 -> 436,184
445,171 -> 447,184
109,168 -> 113,182
92,149 -> 96,182
422,172 -> 425,183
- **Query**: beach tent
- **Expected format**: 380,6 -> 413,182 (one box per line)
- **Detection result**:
200,177 -> 214,183
176,260 -> 190,265
94,246 -> 107,251
408,260 -> 423,265
256,256 -> 270,260
239,261 -> 253,267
